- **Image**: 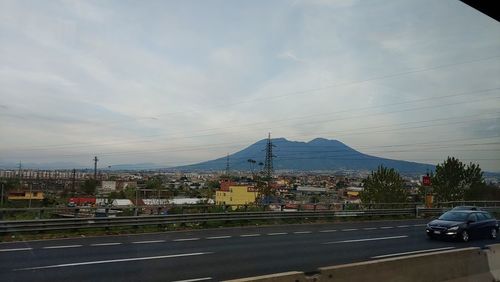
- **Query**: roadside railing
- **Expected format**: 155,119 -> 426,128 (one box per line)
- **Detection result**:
0,208 -> 416,234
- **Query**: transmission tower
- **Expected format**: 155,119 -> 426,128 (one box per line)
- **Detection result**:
225,153 -> 230,176
263,133 -> 275,180
93,156 -> 99,179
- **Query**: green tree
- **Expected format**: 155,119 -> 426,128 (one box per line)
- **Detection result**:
81,179 -> 98,195
123,186 -> 137,200
360,166 -> 408,203
432,157 -> 485,202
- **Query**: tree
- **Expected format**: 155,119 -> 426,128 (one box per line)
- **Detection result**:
360,166 -> 408,203
81,179 -> 98,195
432,157 -> 485,202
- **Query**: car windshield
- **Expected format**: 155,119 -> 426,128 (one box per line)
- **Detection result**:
438,211 -> 470,221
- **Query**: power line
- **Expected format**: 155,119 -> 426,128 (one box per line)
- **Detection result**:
8,87 -> 500,152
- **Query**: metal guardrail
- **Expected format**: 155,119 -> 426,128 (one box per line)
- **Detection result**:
0,209 -> 416,234
2,204 -> 500,234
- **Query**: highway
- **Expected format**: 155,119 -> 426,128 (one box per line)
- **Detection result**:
1,219 -> 497,281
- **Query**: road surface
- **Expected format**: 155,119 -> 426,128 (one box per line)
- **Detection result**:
0,219 -> 496,281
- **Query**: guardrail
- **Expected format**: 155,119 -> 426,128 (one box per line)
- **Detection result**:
2,205 -> 500,234
0,208 -> 416,234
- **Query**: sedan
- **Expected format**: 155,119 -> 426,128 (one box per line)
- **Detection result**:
426,210 -> 499,242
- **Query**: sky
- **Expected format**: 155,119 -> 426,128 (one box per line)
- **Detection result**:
0,0 -> 499,171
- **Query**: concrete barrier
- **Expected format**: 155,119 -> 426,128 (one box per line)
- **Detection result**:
486,243 -> 500,281
227,247 -> 498,282
318,247 -> 492,282
224,271 -> 306,282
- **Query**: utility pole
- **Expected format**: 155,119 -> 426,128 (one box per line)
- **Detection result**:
72,169 -> 76,195
1,182 -> 4,207
225,153 -> 230,177
93,156 -> 99,180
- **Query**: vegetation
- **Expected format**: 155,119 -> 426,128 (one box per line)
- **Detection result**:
81,179 -> 98,195
432,157 -> 489,201
360,165 -> 408,203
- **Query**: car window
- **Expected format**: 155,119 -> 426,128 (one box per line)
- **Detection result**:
438,211 -> 469,221
468,213 -> 477,222
476,213 -> 487,221
482,212 -> 493,220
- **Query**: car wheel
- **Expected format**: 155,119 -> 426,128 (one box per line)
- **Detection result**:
460,230 -> 470,242
490,228 -> 497,239
427,233 -> 434,239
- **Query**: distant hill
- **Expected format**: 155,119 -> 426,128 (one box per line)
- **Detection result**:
175,137 -> 435,173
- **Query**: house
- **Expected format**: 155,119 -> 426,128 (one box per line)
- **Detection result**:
215,185 -> 258,206
8,191 -> 44,201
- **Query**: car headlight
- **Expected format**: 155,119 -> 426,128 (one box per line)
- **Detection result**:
448,226 -> 459,231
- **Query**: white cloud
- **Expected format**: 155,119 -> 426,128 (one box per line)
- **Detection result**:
1,0 -> 499,171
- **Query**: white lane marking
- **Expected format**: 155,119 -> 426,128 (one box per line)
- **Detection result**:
371,247 -> 456,259
15,252 -> 212,271
171,278 -> 213,282
173,238 -> 200,242
397,225 -> 410,228
293,231 -> 312,234
267,232 -> 287,236
413,224 -> 427,227
380,226 -> 394,229
206,236 -> 231,240
323,235 -> 408,244
319,229 -> 337,233
132,240 -> 165,244
43,245 -> 82,249
240,234 -> 261,237
341,228 -> 358,231
363,227 -> 377,230
0,247 -> 33,252
90,243 -> 122,247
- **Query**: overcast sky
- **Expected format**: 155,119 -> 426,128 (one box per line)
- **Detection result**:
1,0 -> 499,171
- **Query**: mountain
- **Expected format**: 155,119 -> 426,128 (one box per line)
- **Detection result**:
175,137 -> 435,173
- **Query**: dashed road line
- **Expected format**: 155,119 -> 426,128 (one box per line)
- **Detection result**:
323,235 -> 408,244
341,228 -> 358,231
293,231 -> 312,234
240,234 -> 261,237
172,278 -> 213,282
14,252 -> 213,271
363,227 -> 377,230
132,240 -> 165,244
0,247 -> 33,252
267,232 -> 287,236
319,229 -> 337,233
173,238 -> 200,242
371,247 -> 456,259
413,224 -> 427,227
380,226 -> 394,229
90,243 -> 122,247
397,225 -> 410,228
43,245 -> 83,249
206,236 -> 231,240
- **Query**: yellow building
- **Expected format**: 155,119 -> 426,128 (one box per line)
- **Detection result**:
8,191 -> 45,201
215,185 -> 258,206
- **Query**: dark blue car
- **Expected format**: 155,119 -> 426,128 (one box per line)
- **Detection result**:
426,210 -> 499,242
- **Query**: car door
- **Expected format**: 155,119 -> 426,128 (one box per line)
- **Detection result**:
466,213 -> 480,238
475,212 -> 489,238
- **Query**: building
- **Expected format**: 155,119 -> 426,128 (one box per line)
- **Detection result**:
8,191 -> 44,201
215,185 -> 258,206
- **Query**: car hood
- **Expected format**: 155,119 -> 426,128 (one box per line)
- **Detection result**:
428,219 -> 463,227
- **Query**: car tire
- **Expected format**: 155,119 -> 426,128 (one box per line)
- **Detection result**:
490,228 -> 497,239
427,233 -> 434,240
460,230 -> 470,242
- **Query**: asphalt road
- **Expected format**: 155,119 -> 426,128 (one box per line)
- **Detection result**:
1,219 -> 497,281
